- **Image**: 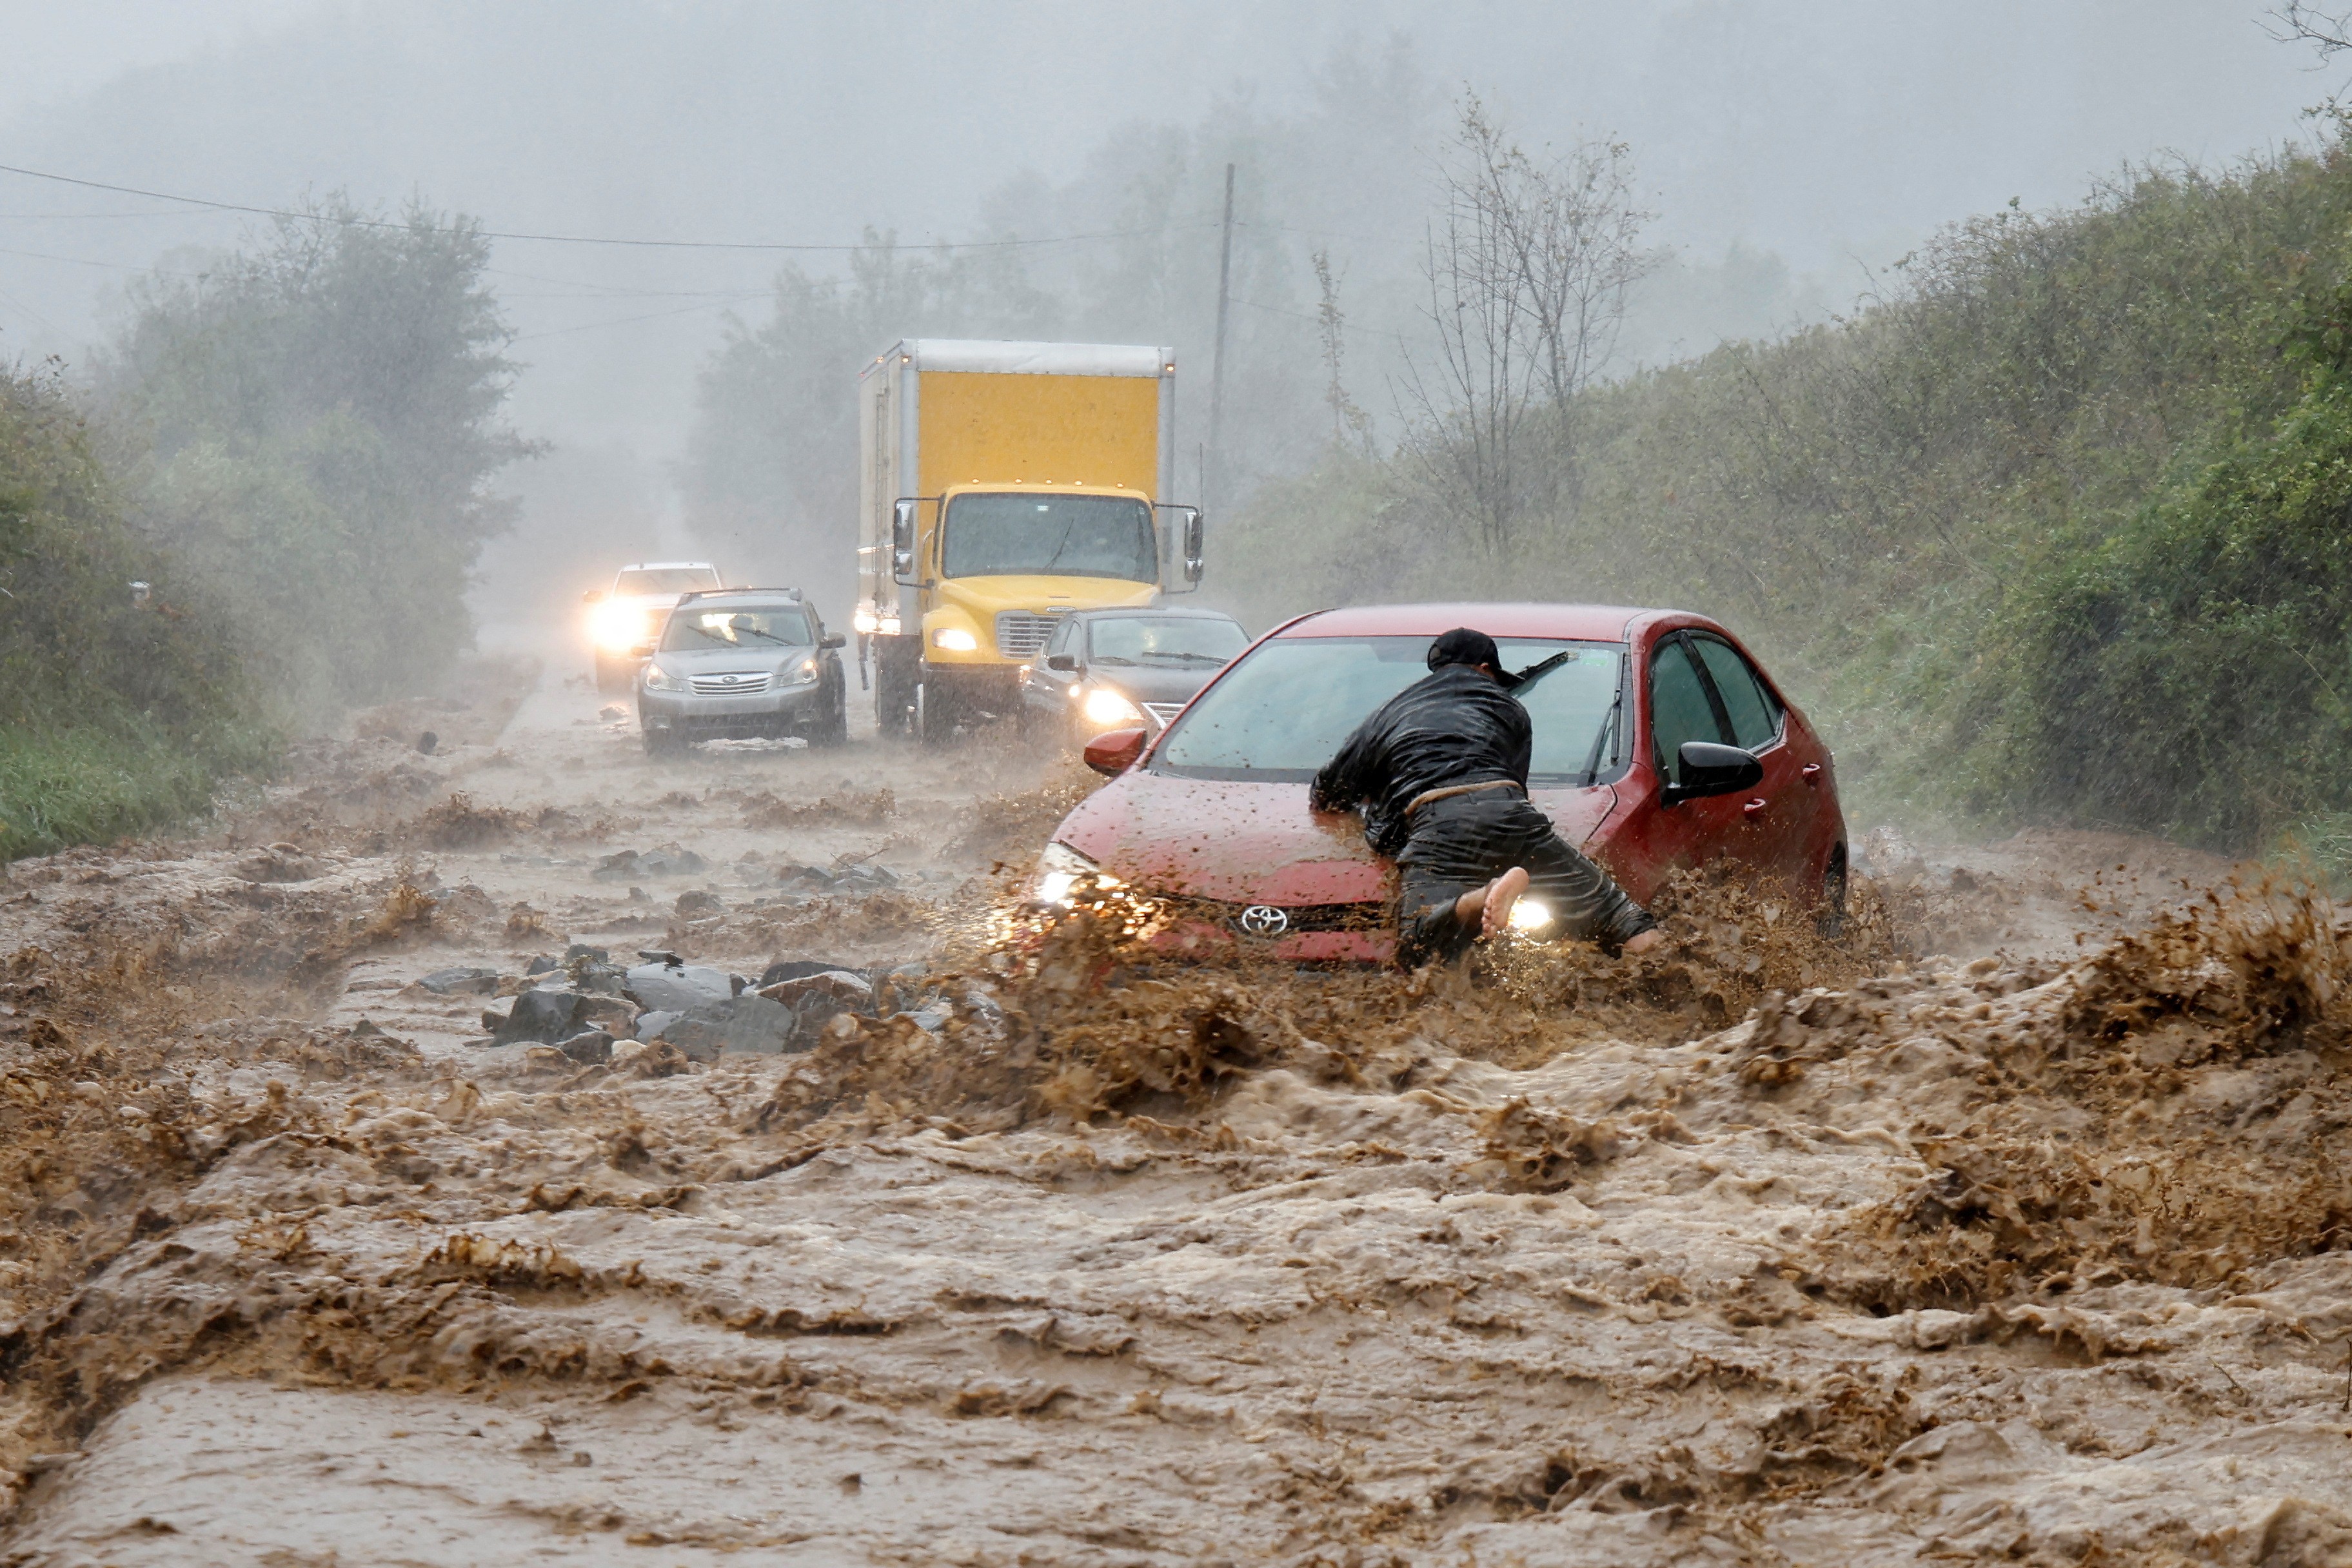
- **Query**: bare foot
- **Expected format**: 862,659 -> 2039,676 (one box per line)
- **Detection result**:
1452,866 -> 1532,941
1623,927 -> 1664,956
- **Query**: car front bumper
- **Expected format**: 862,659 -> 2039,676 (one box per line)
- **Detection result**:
639,682 -> 827,737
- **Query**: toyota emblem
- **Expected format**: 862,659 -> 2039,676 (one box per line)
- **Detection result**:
1237,905 -> 1290,937
720,674 -> 740,685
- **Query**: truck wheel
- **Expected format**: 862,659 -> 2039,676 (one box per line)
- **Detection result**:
914,680 -> 959,746
595,654 -> 633,696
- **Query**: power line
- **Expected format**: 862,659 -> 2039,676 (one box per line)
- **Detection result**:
0,161 -> 1214,255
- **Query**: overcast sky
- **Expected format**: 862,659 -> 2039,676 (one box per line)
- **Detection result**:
0,0 -> 2338,461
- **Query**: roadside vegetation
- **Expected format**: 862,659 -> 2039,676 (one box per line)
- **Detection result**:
0,200 -> 525,862
1220,121 -> 2352,868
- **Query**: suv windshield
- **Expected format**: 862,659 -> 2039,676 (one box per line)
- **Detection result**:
942,494 -> 1156,582
1154,636 -> 1625,783
1089,615 -> 1246,667
617,567 -> 721,596
660,604 -> 811,651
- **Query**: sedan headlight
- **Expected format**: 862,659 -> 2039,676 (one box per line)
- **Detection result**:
1508,896 -> 1553,934
1032,841 -> 1117,906
932,626 -> 979,652
641,662 -> 685,692
1082,687 -> 1143,727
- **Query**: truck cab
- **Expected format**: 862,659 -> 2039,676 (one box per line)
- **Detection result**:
855,340 -> 1203,742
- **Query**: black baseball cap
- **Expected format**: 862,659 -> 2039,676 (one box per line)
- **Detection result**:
1426,627 -> 1501,671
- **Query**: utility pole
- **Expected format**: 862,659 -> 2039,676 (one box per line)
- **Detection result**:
1207,161 -> 1235,513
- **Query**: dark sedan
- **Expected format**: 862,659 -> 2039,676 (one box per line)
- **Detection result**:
1018,607 -> 1247,747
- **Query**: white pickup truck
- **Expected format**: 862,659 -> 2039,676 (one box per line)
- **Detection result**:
582,561 -> 724,693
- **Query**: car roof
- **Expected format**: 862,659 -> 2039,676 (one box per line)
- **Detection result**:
617,561 -> 719,573
678,587 -> 802,601
1275,602 -> 1696,642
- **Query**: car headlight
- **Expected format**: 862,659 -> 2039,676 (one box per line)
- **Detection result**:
784,656 -> 819,686
641,663 -> 684,692
932,626 -> 979,652
1032,841 -> 1118,906
1082,687 -> 1143,727
591,603 -> 649,652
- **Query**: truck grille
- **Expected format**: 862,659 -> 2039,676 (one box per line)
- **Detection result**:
994,610 -> 1065,659
689,671 -> 773,696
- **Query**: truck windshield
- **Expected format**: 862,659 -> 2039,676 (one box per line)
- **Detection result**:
617,567 -> 721,595
662,605 -> 811,651
1154,636 -> 1626,783
942,494 -> 1156,582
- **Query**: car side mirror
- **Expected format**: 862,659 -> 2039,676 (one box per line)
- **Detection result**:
1663,741 -> 1763,806
1083,726 -> 1146,776
1181,507 -> 1204,585
818,633 -> 846,650
628,641 -> 656,660
1045,652 -> 1078,672
582,589 -> 606,605
891,498 -> 918,583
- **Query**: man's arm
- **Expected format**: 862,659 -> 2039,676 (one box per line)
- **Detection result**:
1499,692 -> 1534,788
1310,713 -> 1382,814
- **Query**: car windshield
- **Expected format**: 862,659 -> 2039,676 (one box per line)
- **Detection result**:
660,605 -> 811,651
942,493 -> 1156,582
1154,635 -> 1626,783
617,567 -> 721,595
1088,615 -> 1246,667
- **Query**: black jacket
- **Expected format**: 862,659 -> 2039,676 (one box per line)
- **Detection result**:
1310,664 -> 1531,855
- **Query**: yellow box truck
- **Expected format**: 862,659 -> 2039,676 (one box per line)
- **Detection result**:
854,339 -> 1203,741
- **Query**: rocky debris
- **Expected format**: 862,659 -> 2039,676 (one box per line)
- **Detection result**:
556,1028 -> 613,1064
415,730 -> 438,756
623,958 -> 738,1014
523,955 -> 562,977
758,958 -> 855,987
644,994 -> 801,1060
591,846 -> 706,881
597,704 -> 626,722
416,965 -> 499,996
774,861 -> 899,893
757,968 -> 878,1043
630,1008 -> 681,1041
230,845 -> 328,884
673,889 -> 724,917
480,988 -> 591,1046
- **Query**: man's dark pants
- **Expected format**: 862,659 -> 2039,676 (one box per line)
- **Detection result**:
1393,791 -> 1643,966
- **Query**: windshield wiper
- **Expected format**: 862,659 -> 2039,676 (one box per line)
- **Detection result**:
1091,654 -> 1138,666
1577,690 -> 1623,786
1141,651 -> 1228,664
1505,650 -> 1576,694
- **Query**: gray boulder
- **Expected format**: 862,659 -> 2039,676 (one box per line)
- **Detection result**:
419,965 -> 499,995
484,988 -> 591,1045
651,994 -> 801,1061
624,960 -> 735,1014
558,1028 -> 614,1064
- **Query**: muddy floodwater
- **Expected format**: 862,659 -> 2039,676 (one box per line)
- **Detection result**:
3,660 -> 2349,1566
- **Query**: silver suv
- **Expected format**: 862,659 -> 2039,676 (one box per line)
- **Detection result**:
635,590 -> 848,754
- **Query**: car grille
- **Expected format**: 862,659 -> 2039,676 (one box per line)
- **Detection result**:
1140,701 -> 1185,729
1157,894 -> 1385,936
994,610 -> 1065,659
689,671 -> 773,696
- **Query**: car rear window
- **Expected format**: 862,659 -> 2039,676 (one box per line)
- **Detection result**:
1154,635 -> 1625,783
660,604 -> 812,651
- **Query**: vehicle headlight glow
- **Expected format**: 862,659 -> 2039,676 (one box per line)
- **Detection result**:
1082,687 -> 1143,727
1508,896 -> 1552,933
932,626 -> 979,652
1032,841 -> 1105,906
640,662 -> 685,692
786,656 -> 818,685
852,607 -> 878,634
589,602 -> 651,652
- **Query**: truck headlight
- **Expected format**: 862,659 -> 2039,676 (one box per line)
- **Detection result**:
1083,687 -> 1143,727
590,603 -> 648,652
1032,841 -> 1116,906
932,627 -> 979,652
641,663 -> 684,692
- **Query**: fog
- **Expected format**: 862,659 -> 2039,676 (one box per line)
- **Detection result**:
0,1 -> 2334,622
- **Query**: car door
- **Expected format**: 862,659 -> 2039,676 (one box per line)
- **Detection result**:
1628,632 -> 1759,885
1686,632 -> 1813,885
1025,616 -> 1078,726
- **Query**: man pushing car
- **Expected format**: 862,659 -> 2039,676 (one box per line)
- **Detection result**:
1310,627 -> 1665,966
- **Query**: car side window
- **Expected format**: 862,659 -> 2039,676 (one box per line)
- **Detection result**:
1690,636 -> 1782,750
1043,618 -> 1073,659
1648,636 -> 1726,783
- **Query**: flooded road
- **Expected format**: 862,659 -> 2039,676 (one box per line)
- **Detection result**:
3,660 -> 2349,1566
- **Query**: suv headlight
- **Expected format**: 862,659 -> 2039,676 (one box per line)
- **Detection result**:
641,663 -> 684,692
784,656 -> 819,686
1032,841 -> 1114,906
1082,687 -> 1142,727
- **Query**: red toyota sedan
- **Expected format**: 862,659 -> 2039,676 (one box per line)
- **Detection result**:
1034,602 -> 1847,963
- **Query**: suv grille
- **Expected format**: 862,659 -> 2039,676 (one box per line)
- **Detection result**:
689,671 -> 772,696
994,610 -> 1065,659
